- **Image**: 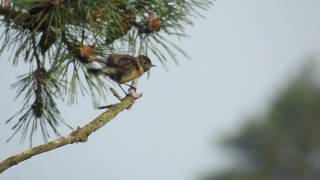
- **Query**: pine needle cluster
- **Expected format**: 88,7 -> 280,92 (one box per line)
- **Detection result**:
0,0 -> 212,145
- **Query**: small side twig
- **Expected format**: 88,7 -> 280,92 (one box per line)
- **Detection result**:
110,87 -> 122,101
0,95 -> 136,174
96,104 -> 113,109
96,87 -> 123,109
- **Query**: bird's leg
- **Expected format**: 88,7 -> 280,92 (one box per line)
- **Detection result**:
118,83 -> 128,96
122,83 -> 137,90
128,79 -> 142,98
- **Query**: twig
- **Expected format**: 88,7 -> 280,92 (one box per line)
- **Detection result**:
110,87 -> 122,101
96,88 -> 122,109
0,95 -> 136,174
96,104 -> 113,109
96,87 -> 140,109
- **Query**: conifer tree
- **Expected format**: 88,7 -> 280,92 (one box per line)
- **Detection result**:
0,0 -> 211,173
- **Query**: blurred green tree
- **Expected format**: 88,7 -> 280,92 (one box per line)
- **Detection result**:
202,65 -> 320,180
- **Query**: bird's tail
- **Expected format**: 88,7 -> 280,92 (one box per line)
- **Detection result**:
87,67 -> 117,76
87,68 -> 103,76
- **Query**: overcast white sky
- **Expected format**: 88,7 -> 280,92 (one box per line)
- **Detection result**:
1,0 -> 320,180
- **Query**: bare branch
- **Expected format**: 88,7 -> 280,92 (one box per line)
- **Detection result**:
0,95 -> 137,174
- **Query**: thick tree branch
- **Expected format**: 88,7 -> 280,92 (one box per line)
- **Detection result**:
0,95 -> 137,174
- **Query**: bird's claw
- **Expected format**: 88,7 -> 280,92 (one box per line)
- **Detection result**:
128,87 -> 142,99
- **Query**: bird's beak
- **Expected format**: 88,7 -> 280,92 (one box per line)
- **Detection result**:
151,64 -> 156,67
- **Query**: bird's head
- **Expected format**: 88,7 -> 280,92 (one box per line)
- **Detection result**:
137,55 -> 156,71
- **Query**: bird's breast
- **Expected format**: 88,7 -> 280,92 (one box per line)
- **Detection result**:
117,67 -> 145,84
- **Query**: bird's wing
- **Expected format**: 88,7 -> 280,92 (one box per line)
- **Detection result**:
107,54 -> 139,70
106,54 -> 129,66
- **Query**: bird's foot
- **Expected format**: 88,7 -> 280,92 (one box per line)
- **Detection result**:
123,83 -> 137,91
128,88 -> 142,99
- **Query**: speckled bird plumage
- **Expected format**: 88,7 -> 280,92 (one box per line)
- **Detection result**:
87,54 -> 154,84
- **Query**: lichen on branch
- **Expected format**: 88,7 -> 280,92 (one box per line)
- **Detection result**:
0,95 -> 137,174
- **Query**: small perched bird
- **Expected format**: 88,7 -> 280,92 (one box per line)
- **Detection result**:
87,54 -> 155,85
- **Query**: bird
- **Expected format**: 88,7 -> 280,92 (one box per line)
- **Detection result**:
87,54 -> 155,92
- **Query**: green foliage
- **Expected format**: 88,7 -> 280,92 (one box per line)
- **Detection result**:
0,0 -> 212,144
202,66 -> 320,180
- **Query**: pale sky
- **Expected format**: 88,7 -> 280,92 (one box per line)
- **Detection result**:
1,1 -> 320,180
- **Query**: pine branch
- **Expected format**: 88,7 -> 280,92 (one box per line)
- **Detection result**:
0,95 -> 137,174
1,0 -> 212,144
